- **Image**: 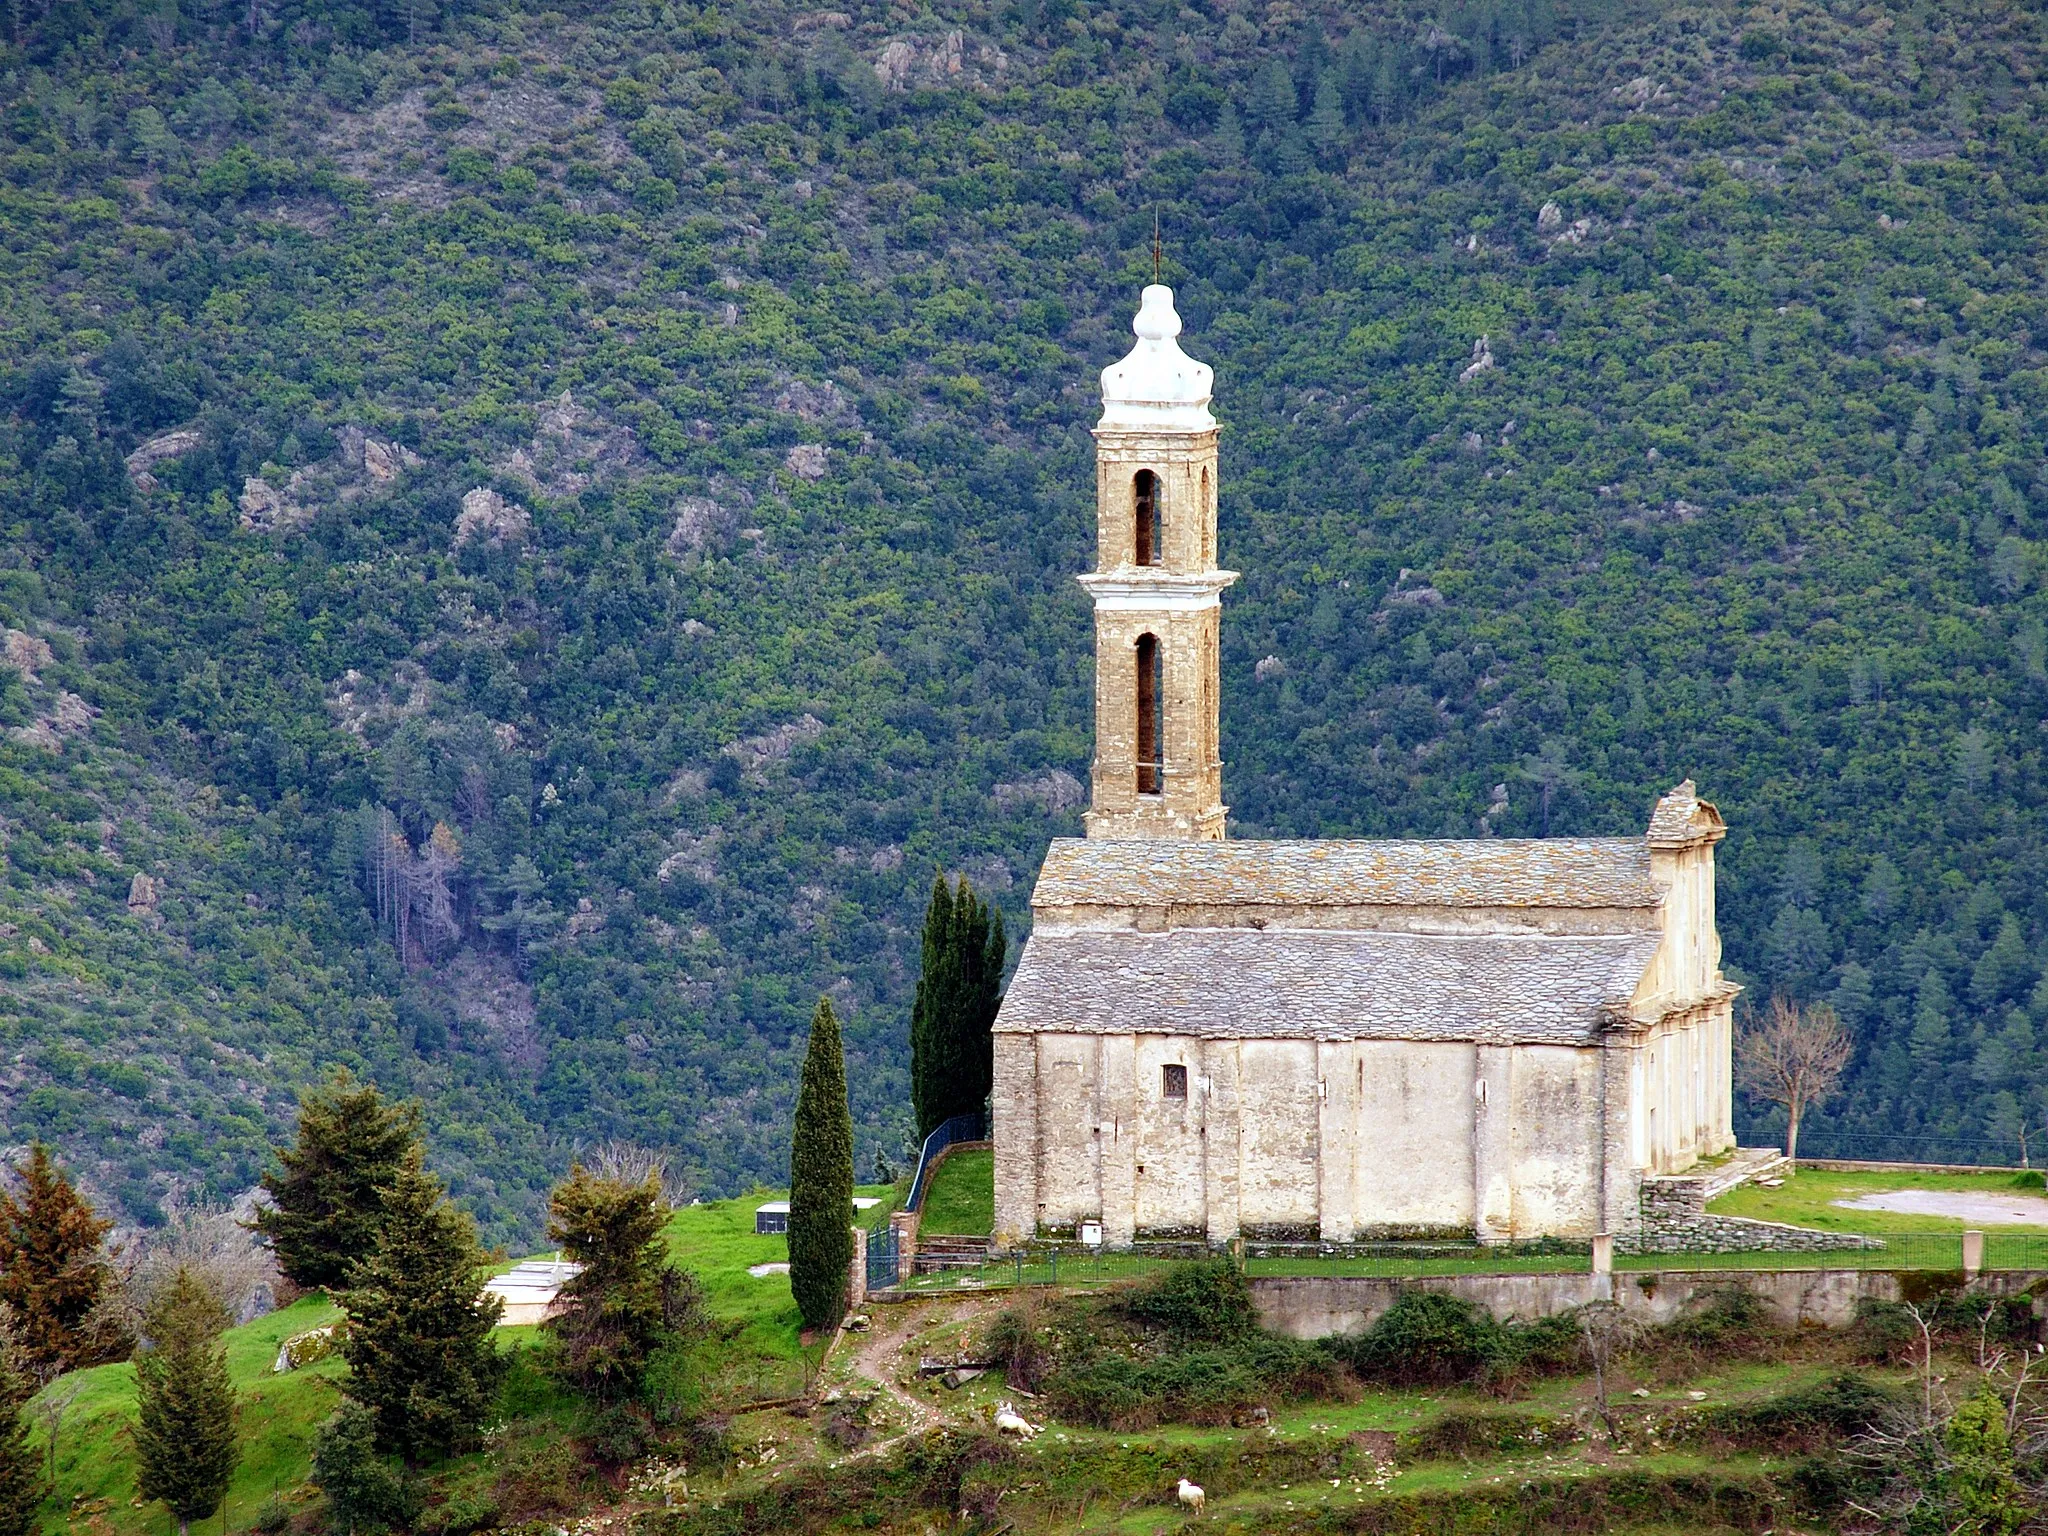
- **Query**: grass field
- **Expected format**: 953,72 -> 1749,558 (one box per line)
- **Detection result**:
916,1148 -> 993,1236
1706,1166 -> 2048,1234
21,1185 -> 901,1536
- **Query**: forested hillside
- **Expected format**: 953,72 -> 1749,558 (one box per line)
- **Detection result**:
4,0 -> 2047,1242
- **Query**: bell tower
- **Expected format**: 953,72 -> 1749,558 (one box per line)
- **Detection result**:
1081,285 -> 1236,841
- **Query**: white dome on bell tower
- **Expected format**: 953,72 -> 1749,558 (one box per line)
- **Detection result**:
1098,285 -> 1216,432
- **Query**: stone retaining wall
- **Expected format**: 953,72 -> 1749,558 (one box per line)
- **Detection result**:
1622,1174 -> 1881,1254
1252,1269 -> 2048,1337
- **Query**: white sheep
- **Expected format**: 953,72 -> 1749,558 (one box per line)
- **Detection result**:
1177,1478 -> 1206,1516
994,1403 -> 1041,1439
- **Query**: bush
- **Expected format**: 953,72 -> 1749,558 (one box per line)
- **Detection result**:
1654,1286 -> 1778,1360
311,1404 -> 420,1535
1334,1292 -> 1519,1386
1047,1335 -> 1346,1429
2011,1170 -> 2045,1191
1121,1259 -> 1257,1342
1700,1373 -> 1896,1451
251,1496 -> 291,1535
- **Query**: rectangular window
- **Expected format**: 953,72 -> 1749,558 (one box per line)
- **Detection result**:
1162,1063 -> 1188,1099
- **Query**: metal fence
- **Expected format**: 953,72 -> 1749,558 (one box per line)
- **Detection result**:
904,1112 -> 987,1214
877,1232 -> 2048,1294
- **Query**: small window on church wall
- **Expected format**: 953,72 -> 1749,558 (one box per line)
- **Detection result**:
1162,1063 -> 1188,1099
1136,634 -> 1163,794
1134,470 -> 1161,566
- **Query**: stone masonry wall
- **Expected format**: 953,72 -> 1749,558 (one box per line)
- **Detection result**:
1621,1174 -> 1882,1255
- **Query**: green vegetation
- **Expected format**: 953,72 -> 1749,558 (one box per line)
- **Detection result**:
908,875 -> 1004,1140
0,1321 -> 41,1536
133,1271 -> 240,1536
6,0 -> 2048,1241
257,1074 -> 426,1293
787,998 -> 854,1330
916,1147 -> 993,1237
334,1150 -> 503,1459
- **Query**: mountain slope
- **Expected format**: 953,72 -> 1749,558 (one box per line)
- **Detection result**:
3,0 -> 2047,1240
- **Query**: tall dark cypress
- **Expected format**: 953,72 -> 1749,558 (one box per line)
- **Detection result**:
788,998 -> 854,1330
909,876 -> 1006,1140
908,875 -> 955,1139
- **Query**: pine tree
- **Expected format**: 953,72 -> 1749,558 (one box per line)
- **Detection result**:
545,1166 -> 696,1404
0,1311 -> 44,1536
257,1072 -> 424,1292
0,1145 -> 120,1379
134,1269 -> 238,1536
788,998 -> 853,1331
909,876 -> 1007,1139
337,1150 -> 502,1460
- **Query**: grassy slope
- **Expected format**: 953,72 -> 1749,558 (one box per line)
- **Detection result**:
24,1190 -> 880,1536
915,1147 -> 992,1237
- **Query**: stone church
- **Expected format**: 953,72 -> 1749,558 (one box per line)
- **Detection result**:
990,286 -> 1738,1250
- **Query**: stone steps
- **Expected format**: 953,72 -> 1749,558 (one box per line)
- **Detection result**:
914,1235 -> 992,1273
1700,1147 -> 1790,1201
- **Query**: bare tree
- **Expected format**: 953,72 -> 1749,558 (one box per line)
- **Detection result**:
585,1142 -> 692,1208
125,1203 -> 279,1333
1576,1301 -> 1639,1432
1736,997 -> 1852,1165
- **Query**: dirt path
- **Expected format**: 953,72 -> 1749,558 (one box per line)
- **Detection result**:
831,1295 -> 1009,1459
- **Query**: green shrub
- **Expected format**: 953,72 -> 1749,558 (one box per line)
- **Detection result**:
251,1495 -> 291,1535
1121,1259 -> 1257,1342
1334,1292 -> 1518,1386
2011,1169 -> 2045,1191
1700,1373 -> 1897,1451
1047,1335 -> 1345,1429
310,1404 -> 421,1535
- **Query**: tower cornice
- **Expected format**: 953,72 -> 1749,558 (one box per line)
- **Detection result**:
1078,570 -> 1239,610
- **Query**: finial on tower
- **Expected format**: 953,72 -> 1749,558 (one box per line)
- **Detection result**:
1099,285 -> 1214,432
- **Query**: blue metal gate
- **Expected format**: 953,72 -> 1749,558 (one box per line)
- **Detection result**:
866,1222 -> 900,1291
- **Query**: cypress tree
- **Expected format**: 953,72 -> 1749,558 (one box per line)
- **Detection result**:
133,1269 -> 238,1536
257,1072 -> 424,1292
0,1144 -> 121,1378
0,1311 -> 43,1536
788,998 -> 853,1331
909,876 -> 1007,1139
337,1150 -> 502,1460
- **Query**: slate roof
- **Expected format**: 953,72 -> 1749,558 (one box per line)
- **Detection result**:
1032,837 -> 1661,912
994,928 -> 1661,1045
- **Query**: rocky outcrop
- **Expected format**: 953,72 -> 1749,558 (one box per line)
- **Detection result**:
453,487 -> 531,547
124,427 -> 203,491
784,442 -> 829,480
993,769 -> 1085,815
1458,335 -> 1495,383
873,31 -> 1007,91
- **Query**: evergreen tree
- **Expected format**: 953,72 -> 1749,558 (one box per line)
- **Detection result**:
337,1150 -> 502,1460
0,1311 -> 44,1536
133,1269 -> 238,1536
545,1166 -> 699,1404
257,1072 -> 424,1293
908,875 -> 1007,1139
788,998 -> 854,1331
0,1145 -> 121,1379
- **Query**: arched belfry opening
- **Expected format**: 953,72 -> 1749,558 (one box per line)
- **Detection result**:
1135,633 -> 1163,794
1133,470 -> 1160,566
